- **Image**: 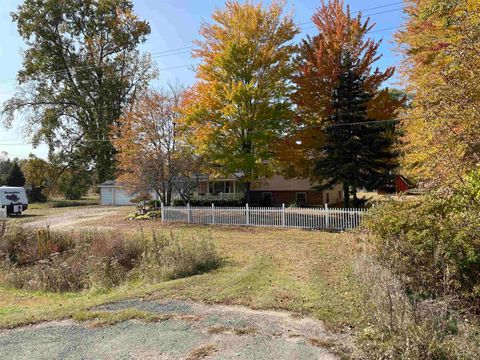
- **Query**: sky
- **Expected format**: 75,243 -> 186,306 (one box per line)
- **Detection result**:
0,0 -> 405,160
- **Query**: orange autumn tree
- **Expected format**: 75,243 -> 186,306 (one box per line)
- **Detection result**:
182,0 -> 298,203
113,86 -> 197,205
280,0 -> 402,179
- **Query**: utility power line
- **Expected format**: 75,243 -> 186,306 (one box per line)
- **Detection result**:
0,1 -> 404,87
0,22 -> 400,95
0,115 -> 465,146
297,1 -> 403,26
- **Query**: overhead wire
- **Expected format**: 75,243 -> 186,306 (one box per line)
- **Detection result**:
0,114 -> 465,146
0,2 -> 404,87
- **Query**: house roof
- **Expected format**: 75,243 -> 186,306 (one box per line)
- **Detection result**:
98,180 -> 121,188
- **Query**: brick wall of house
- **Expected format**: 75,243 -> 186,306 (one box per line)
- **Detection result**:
306,190 -> 324,205
250,190 -> 324,206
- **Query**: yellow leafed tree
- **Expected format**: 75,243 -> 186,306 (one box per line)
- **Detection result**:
182,0 -> 298,203
396,0 -> 480,189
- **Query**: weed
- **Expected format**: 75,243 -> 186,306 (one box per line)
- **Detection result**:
207,325 -> 229,334
140,230 -> 221,281
355,256 -> 480,360
0,223 -> 220,293
186,344 -> 217,360
73,308 -> 173,327
233,327 -> 256,335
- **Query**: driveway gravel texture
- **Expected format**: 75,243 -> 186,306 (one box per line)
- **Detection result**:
0,299 -> 346,360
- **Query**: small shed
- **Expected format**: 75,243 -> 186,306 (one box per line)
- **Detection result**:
395,175 -> 412,193
98,181 -> 136,206
377,175 -> 415,194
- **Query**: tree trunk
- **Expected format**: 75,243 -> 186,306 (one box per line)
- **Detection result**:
343,183 -> 350,208
166,181 -> 172,206
352,186 -> 358,207
245,181 -> 251,205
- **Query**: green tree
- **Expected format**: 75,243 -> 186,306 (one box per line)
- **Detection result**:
5,162 -> 26,187
183,0 -> 298,203
2,0 -> 156,184
21,155 -> 52,202
315,53 -> 398,207
0,158 -> 13,185
58,169 -> 91,200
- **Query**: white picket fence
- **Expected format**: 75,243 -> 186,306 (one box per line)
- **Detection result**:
0,208 -> 6,219
161,204 -> 368,230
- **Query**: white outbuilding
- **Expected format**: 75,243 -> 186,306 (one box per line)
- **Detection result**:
98,181 -> 136,206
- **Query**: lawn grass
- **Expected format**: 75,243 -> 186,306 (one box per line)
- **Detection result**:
0,224 -> 361,330
28,196 -> 100,210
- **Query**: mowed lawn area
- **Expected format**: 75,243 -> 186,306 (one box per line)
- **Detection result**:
0,206 -> 361,330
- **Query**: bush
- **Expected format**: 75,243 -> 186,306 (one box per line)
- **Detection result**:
358,176 -> 480,358
355,257 -> 480,360
172,198 -> 244,207
124,209 -> 162,221
364,194 -> 480,305
148,200 -> 162,209
58,170 -> 91,200
0,223 -> 220,292
26,186 -> 47,203
0,226 -> 76,266
3,253 -> 90,292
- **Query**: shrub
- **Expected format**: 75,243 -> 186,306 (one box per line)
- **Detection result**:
172,198 -> 244,207
355,256 -> 480,360
124,210 -> 162,221
139,231 -> 221,280
87,232 -> 143,270
26,186 -> 47,203
358,176 -> 480,358
0,223 -> 220,292
0,226 -> 76,266
364,195 -> 480,305
148,200 -> 162,209
58,170 -> 91,200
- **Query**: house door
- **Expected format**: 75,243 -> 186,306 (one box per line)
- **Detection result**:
296,192 -> 307,207
262,192 -> 272,206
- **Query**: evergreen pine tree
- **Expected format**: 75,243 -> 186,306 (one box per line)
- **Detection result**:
315,52 -> 398,207
5,162 -> 26,187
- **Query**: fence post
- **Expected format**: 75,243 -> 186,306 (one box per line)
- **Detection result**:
161,202 -> 165,222
282,203 -> 285,227
211,203 -> 215,225
246,203 -> 250,226
187,203 -> 191,223
324,203 -> 329,229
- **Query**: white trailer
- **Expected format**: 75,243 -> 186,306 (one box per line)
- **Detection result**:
0,186 -> 28,215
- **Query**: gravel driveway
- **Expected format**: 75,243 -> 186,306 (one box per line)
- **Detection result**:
23,206 -> 129,230
0,299 -> 347,360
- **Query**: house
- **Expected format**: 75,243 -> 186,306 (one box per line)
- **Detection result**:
250,175 -> 342,206
98,175 -> 344,207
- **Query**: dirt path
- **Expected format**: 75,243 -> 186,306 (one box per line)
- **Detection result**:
0,299 -> 350,360
24,206 -> 130,230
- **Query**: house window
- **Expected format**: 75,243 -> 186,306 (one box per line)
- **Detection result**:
338,191 -> 342,199
296,192 -> 307,206
325,192 -> 330,203
262,192 -> 272,206
198,182 -> 207,195
209,181 -> 232,194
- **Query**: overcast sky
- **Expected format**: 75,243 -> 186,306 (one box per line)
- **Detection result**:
0,0 -> 405,160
